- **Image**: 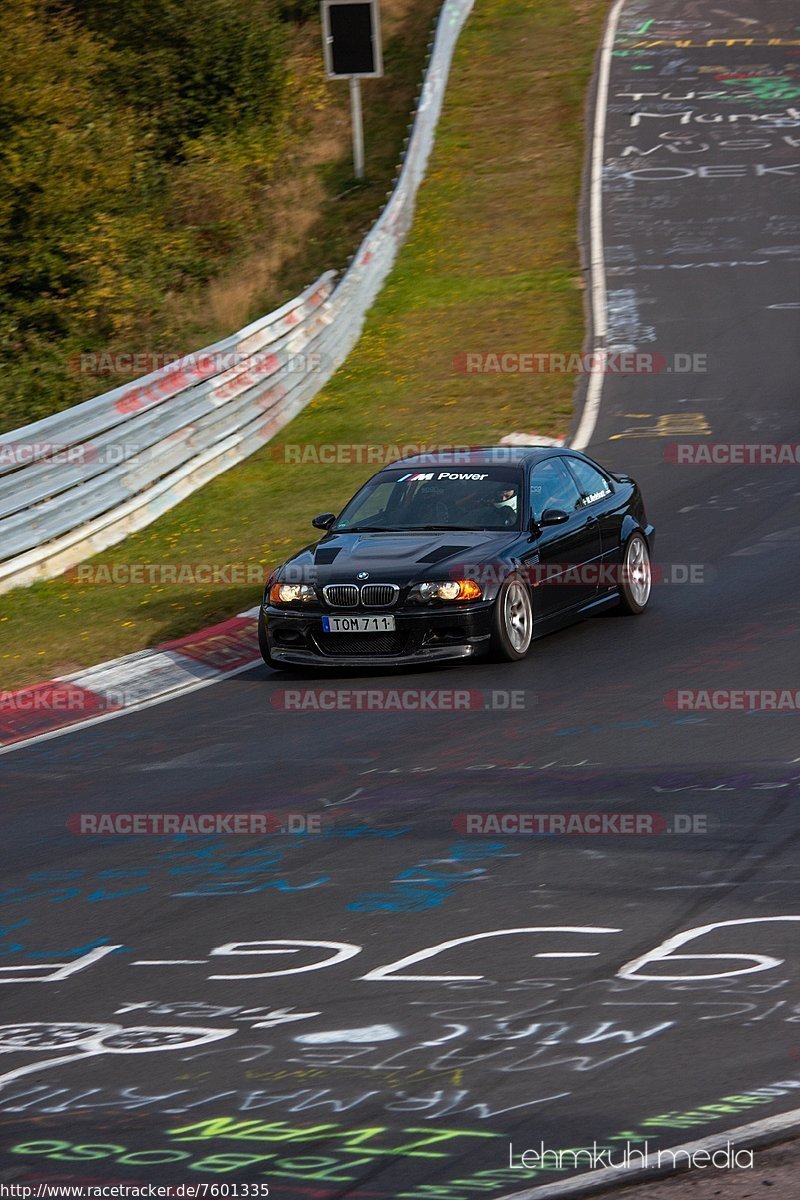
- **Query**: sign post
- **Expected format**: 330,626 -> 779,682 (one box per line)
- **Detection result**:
349,77 -> 365,179
321,1 -> 384,180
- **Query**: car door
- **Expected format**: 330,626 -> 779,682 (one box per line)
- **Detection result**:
522,456 -> 603,616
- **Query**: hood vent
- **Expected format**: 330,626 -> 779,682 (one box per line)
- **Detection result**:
417,544 -> 468,565
314,547 -> 342,565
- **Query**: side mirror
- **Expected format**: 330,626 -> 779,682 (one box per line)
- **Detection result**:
540,508 -> 570,526
311,512 -> 336,531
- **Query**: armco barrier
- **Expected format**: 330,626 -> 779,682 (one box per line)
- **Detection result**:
0,0 -> 474,594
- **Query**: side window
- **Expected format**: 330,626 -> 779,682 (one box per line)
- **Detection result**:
567,458 -> 613,507
529,459 -> 583,522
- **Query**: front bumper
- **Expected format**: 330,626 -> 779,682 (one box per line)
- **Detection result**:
262,603 -> 494,668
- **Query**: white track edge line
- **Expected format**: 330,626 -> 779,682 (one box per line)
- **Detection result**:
570,0 -> 626,452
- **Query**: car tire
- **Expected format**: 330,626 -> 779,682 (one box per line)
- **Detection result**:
618,532 -> 652,615
258,608 -> 280,669
490,575 -> 534,661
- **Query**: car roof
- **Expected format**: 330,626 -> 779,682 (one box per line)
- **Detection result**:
381,445 -> 571,470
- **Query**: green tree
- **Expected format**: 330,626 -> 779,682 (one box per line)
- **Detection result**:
0,0 -> 178,423
57,0 -> 288,161
0,0 -> 293,428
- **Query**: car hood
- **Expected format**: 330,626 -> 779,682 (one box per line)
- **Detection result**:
276,530 -> 518,586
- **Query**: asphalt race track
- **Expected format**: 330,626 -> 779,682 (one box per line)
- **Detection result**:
2,1 -> 800,1197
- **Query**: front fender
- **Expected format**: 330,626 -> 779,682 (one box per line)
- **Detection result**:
480,561 -> 526,603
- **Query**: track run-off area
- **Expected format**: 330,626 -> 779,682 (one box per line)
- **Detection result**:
2,0 -> 800,1196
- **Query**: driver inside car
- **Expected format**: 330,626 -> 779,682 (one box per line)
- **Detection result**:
495,484 -> 518,515
457,482 -> 519,527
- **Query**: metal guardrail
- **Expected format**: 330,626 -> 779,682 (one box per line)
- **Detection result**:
0,0 -> 474,594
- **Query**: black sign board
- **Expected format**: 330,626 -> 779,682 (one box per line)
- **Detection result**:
322,0 -> 383,78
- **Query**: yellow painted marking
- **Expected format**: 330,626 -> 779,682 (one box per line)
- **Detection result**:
610,413 -> 711,440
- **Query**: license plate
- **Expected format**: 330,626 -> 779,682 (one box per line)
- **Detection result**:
322,614 -> 396,633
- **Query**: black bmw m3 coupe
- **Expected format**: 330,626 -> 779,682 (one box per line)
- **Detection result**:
258,447 -> 654,669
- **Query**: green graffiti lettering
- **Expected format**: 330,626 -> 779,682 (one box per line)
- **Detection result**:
12,1141 -> 71,1155
169,1119 -> 334,1143
48,1145 -> 126,1162
118,1150 -> 192,1165
392,1128 -> 500,1158
270,1155 -> 374,1183
190,1154 -> 275,1172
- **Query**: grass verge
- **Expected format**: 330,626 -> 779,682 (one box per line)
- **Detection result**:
0,0 -> 606,691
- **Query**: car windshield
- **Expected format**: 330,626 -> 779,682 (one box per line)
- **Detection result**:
333,467 -> 523,532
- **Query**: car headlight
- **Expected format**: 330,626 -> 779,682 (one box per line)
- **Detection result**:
411,579 -> 483,602
269,582 -> 316,605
